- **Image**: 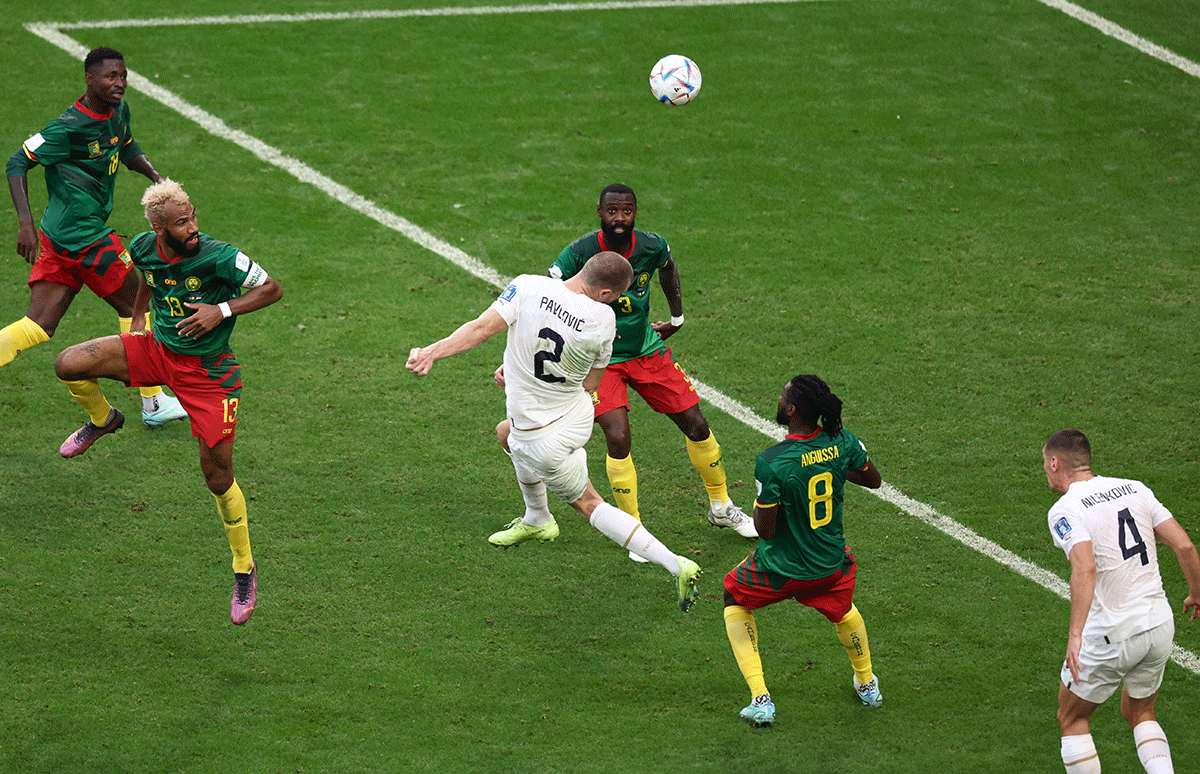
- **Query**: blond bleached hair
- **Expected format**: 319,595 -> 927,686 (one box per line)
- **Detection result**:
141,179 -> 190,226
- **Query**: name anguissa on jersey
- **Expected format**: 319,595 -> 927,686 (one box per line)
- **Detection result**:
800,445 -> 841,467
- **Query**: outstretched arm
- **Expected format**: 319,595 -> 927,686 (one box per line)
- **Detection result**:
1155,517 -> 1200,622
407,308 -> 507,376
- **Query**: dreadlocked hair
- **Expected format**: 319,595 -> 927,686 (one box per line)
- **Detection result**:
786,374 -> 844,438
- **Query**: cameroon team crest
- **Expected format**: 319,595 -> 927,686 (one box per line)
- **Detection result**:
185,277 -> 202,291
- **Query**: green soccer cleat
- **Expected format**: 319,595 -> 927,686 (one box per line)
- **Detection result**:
488,516 -> 559,547
675,557 -> 702,612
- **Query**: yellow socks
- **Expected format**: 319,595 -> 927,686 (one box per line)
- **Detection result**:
213,480 -> 254,574
0,316 -> 50,366
686,432 -> 729,505
118,316 -> 162,401
605,454 -> 639,520
61,378 -> 114,426
724,605 -> 769,698
835,604 -> 874,684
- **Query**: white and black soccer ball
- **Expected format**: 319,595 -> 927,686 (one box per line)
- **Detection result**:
649,55 -> 702,106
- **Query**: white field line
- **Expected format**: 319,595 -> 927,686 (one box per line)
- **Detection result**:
23,2 -> 1200,675
1035,0 -> 1200,79
37,0 -> 836,30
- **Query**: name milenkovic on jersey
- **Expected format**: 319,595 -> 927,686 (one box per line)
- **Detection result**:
1080,483 -> 1137,508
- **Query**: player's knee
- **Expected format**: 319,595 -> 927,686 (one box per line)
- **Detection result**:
204,468 -> 235,496
495,419 -> 511,453
671,406 -> 710,441
605,434 -> 631,458
684,420 -> 711,442
53,347 -> 82,380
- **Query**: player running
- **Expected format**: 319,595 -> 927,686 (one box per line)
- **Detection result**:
3,46 -> 186,427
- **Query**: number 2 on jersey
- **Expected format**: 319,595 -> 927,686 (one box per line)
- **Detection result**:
533,327 -> 566,384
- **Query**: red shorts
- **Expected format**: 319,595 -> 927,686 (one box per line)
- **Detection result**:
591,347 -> 700,418
723,549 -> 858,623
121,331 -> 242,447
29,231 -> 132,298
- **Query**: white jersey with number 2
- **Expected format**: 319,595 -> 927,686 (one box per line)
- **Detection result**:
489,274 -> 615,431
1048,475 -> 1174,643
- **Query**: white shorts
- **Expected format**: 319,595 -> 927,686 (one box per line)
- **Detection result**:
507,392 -> 594,504
1062,619 -> 1174,703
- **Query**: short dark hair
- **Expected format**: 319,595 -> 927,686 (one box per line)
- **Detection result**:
599,183 -> 636,205
85,47 -> 125,74
1044,429 -> 1091,468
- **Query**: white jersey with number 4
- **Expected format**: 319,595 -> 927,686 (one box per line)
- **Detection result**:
1048,475 -> 1174,643
489,274 -> 615,431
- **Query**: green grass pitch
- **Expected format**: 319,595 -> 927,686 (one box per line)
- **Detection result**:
1,1 -> 1197,772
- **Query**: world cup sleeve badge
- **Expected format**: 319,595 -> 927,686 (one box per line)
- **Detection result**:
1053,516 -> 1072,540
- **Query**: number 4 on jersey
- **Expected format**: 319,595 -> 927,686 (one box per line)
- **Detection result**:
1117,507 -> 1149,566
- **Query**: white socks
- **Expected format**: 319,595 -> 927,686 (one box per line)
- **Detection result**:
1061,734 -> 1101,774
510,456 -> 554,527
1061,723 -> 1174,774
588,502 -> 678,571
1133,721 -> 1173,774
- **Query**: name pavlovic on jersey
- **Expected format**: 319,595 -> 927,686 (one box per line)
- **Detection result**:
489,274 -> 615,431
1048,475 -> 1175,643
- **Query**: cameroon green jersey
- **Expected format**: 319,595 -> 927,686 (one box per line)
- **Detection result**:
751,427 -> 871,580
6,98 -> 146,251
129,231 -> 254,357
549,229 -> 671,364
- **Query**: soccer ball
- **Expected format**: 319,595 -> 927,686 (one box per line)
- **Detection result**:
649,55 -> 702,106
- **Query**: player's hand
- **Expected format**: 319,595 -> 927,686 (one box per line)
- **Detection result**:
406,347 -> 434,376
1064,634 -> 1083,684
651,319 -> 681,340
16,222 -> 38,264
176,302 -> 223,339
493,364 -> 506,387
1184,594 -> 1199,622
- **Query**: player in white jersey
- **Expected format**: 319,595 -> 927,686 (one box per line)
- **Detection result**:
406,251 -> 702,611
1042,429 -> 1200,774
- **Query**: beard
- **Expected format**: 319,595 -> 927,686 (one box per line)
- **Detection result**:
163,230 -> 200,257
776,406 -> 789,426
600,220 -> 633,242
